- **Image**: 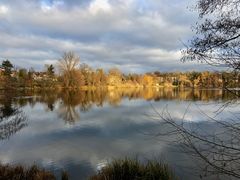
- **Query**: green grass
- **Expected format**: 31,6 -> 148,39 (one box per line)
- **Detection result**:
89,158 -> 177,180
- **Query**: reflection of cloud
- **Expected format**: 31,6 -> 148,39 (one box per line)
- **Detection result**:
96,160 -> 107,171
0,90 -> 238,179
0,98 -> 238,160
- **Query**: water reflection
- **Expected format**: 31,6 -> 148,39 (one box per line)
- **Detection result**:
0,91 -> 27,140
0,88 -> 237,125
58,91 -> 81,124
0,88 -> 238,179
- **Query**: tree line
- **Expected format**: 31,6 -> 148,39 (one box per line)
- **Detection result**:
0,52 -> 239,90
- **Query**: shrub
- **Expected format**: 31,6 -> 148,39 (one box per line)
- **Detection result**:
89,158 -> 177,180
0,164 -> 69,180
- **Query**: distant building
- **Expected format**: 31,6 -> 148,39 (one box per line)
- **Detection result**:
32,72 -> 57,82
10,70 -> 17,78
0,67 -> 4,75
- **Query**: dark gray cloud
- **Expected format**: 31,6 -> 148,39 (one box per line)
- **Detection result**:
0,0 -> 212,72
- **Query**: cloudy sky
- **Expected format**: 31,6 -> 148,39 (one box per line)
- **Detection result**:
0,0 -> 214,73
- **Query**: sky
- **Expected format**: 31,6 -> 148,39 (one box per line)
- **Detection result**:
0,0 -> 215,73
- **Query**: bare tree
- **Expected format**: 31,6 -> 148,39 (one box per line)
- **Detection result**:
182,0 -> 240,72
153,0 -> 240,179
150,103 -> 240,179
58,51 -> 82,88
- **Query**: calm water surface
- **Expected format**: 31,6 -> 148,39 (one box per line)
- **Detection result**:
0,88 -> 239,179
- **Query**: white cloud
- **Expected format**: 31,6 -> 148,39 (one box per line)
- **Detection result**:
0,0 -> 202,72
89,0 -> 112,15
0,5 -> 8,14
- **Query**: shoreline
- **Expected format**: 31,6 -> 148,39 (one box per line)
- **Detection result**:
1,85 -> 239,91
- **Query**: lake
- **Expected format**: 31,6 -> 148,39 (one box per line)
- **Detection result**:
0,88 -> 239,179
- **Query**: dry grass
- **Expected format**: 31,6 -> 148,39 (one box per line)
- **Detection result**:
0,164 -> 69,180
89,158 -> 177,180
0,159 -> 176,180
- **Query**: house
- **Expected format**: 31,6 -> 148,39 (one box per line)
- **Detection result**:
32,72 -> 47,80
0,67 -> 4,75
32,72 -> 57,82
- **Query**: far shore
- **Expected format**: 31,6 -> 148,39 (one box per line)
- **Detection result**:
0,85 -> 237,91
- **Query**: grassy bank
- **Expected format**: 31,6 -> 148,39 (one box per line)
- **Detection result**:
0,164 -> 70,180
0,159 -> 176,180
90,158 -> 177,180
0,164 -> 58,180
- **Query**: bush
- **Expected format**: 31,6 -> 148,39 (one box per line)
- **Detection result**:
0,164 -> 55,180
0,164 -> 69,180
89,158 -> 177,180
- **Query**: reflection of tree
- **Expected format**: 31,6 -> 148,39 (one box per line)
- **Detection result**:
0,92 -> 27,140
107,90 -> 122,106
57,88 -> 233,124
56,90 -> 107,124
0,103 -> 18,118
77,91 -> 93,112
41,91 -> 59,111
2,89 -> 236,113
57,90 -> 81,124
0,109 -> 27,140
152,102 -> 240,179
58,104 -> 79,124
1,89 -> 236,128
107,88 -> 234,102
